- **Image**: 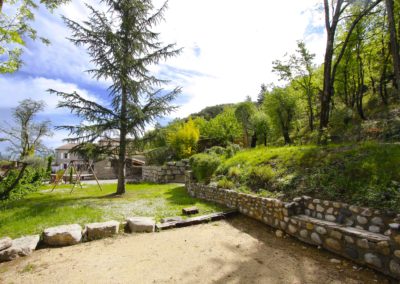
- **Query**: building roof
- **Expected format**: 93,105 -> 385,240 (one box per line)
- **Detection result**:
55,143 -> 79,150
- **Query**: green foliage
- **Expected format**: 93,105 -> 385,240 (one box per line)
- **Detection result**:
251,111 -> 270,146
46,156 -> 53,176
167,118 -> 200,159
0,183 -> 226,238
218,142 -> 400,211
248,166 -> 276,190
0,166 -> 46,201
262,86 -> 298,144
191,104 -> 233,120
189,153 -> 221,183
217,177 -> 235,189
235,101 -> 256,147
199,107 -> 242,147
0,0 -> 68,73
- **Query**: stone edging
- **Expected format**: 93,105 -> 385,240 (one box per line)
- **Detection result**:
185,172 -> 400,280
0,211 -> 236,264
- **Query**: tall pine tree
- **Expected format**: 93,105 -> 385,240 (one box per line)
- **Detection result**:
50,0 -> 181,195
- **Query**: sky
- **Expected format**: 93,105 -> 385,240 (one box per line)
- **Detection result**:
0,0 -> 326,155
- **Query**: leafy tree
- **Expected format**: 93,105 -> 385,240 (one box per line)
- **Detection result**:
257,84 -> 267,106
251,111 -> 270,146
235,101 -> 256,147
263,86 -> 297,144
273,41 -> 316,131
385,0 -> 400,96
0,99 -> 52,159
50,0 -> 181,195
0,0 -> 69,73
0,99 -> 51,199
320,0 -> 382,132
200,107 -> 242,147
167,117 -> 200,159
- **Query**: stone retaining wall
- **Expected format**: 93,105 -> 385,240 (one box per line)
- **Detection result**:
303,197 -> 396,234
142,160 -> 189,183
185,171 -> 400,279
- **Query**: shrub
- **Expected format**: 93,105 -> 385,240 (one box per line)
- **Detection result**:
189,153 -> 221,183
227,166 -> 241,180
206,146 -> 226,156
248,166 -> 276,190
217,177 -> 235,189
225,143 -> 240,158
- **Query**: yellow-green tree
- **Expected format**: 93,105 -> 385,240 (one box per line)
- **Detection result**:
167,117 -> 200,159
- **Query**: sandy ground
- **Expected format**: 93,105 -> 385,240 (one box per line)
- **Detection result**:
0,216 -> 393,284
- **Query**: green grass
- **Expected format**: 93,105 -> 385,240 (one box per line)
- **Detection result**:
216,142 -> 400,211
0,183 -> 226,238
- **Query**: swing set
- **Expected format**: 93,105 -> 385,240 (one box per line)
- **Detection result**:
51,160 -> 103,193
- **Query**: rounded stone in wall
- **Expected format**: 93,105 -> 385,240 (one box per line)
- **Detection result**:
325,238 -> 341,251
288,224 -> 297,234
300,229 -> 308,239
311,232 -> 322,245
356,239 -> 369,249
344,236 -> 354,244
315,226 -> 327,235
368,225 -> 381,233
371,217 -> 384,226
316,204 -> 324,212
344,247 -> 359,259
356,216 -> 368,225
364,253 -> 382,268
390,260 -> 400,276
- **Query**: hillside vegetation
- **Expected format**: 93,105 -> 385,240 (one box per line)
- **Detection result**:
205,142 -> 400,211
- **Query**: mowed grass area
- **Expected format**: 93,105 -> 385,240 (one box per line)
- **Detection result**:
0,183 -> 226,238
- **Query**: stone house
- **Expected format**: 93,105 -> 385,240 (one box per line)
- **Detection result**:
54,143 -> 83,171
53,141 -> 146,180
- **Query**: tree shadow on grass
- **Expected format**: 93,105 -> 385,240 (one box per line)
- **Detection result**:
164,185 -> 227,212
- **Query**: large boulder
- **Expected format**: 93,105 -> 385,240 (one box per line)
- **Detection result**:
127,217 -> 155,233
0,237 -> 12,251
43,224 -> 82,246
84,220 -> 119,241
0,235 -> 40,262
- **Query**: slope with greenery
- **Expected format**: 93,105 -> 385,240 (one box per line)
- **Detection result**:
190,142 -> 400,211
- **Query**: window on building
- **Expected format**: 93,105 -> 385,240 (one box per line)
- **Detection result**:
63,153 -> 68,159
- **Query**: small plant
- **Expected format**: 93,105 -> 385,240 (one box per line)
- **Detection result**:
227,166 -> 242,180
248,166 -> 276,190
189,153 -> 221,184
217,177 -> 235,189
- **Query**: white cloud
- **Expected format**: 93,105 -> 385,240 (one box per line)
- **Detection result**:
0,76 -> 100,114
152,0 -> 326,118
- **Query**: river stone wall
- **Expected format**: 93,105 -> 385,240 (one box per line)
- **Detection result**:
142,160 -> 189,183
185,171 -> 400,279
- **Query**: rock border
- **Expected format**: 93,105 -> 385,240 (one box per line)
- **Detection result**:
0,211 -> 236,264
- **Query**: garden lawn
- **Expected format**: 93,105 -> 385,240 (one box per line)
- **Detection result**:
0,183 -> 226,238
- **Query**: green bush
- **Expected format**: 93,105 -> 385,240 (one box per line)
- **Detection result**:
189,153 -> 221,183
217,177 -> 235,189
248,166 -> 276,190
0,166 -> 46,200
206,146 -> 226,156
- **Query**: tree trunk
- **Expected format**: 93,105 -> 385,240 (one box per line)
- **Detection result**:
0,0 -> 3,13
320,31 -> 334,130
386,0 -> 400,96
0,163 -> 27,200
116,87 -> 127,195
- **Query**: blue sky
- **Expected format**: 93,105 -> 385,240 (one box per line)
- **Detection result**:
0,0 -> 325,155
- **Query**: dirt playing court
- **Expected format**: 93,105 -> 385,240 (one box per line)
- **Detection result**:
0,216 -> 393,283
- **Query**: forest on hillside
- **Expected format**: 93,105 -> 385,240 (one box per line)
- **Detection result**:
141,0 -> 400,164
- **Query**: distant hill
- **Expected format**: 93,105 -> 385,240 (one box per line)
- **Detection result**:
190,104 -> 234,120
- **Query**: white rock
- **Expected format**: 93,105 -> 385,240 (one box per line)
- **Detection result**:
0,237 -> 12,251
127,217 -> 155,233
330,258 -> 341,264
0,235 -> 40,262
43,224 -> 82,246
275,230 -> 284,238
85,220 -> 119,241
